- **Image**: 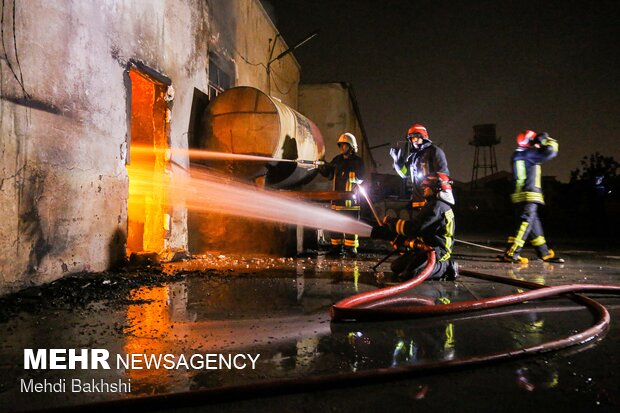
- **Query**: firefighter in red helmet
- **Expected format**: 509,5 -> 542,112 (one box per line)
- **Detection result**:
371,172 -> 458,281
498,130 -> 564,264
390,123 -> 450,208
320,132 -> 366,258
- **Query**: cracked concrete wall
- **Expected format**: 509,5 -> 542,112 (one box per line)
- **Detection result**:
0,0 -> 299,294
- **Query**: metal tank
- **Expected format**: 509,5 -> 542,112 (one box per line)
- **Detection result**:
199,86 -> 325,188
471,124 -> 500,146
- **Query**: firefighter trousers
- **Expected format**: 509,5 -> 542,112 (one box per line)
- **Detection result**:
328,208 -> 360,251
506,202 -> 551,258
391,249 -> 457,280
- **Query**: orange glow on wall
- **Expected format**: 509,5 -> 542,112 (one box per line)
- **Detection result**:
126,69 -> 169,254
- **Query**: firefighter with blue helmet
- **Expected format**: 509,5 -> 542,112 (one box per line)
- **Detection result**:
499,130 -> 564,264
371,172 -> 458,280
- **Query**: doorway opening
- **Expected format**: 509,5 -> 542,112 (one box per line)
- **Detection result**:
126,67 -> 170,255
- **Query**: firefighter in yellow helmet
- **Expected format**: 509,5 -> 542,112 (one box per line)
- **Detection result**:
320,133 -> 366,258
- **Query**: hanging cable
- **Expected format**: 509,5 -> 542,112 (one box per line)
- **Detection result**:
0,0 -> 28,98
232,46 -> 266,68
268,69 -> 296,95
11,0 -> 26,95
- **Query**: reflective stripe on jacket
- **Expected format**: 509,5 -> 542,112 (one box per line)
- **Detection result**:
393,199 -> 455,262
510,137 -> 558,204
321,153 -> 365,210
393,142 -> 449,202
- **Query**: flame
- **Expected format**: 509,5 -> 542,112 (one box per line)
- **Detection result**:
127,68 -> 169,254
126,147 -> 170,253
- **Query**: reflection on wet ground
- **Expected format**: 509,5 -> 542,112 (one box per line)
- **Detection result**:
1,242 -> 619,412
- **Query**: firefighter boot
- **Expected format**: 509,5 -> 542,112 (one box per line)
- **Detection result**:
441,260 -> 459,281
326,244 -> 344,258
540,249 -> 565,263
344,247 -> 358,258
497,253 -> 529,264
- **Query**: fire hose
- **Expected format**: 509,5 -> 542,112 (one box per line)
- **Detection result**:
32,253 -> 620,413
332,250 -> 620,321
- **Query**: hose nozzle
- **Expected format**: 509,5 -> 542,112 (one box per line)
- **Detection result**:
296,159 -> 325,167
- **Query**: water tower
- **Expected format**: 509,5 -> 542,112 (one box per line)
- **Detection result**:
469,124 -> 501,188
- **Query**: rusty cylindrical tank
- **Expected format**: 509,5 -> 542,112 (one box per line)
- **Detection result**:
199,86 -> 325,188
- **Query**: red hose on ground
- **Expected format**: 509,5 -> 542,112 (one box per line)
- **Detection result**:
330,250 -> 436,317
331,251 -> 620,322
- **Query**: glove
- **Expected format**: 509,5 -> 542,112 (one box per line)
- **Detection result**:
389,147 -> 402,162
370,223 -> 396,240
533,132 -> 548,145
382,216 -> 399,233
318,161 -> 332,175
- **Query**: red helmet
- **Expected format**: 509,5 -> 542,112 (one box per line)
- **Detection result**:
407,123 -> 429,141
422,172 -> 452,192
516,130 -> 536,147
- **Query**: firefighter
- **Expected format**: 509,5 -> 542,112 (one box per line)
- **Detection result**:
498,130 -> 564,263
371,172 -> 458,280
390,123 -> 450,209
320,132 -> 365,258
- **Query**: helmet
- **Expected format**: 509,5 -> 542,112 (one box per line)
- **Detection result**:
421,172 -> 453,192
407,124 -> 430,141
337,132 -> 358,152
516,130 -> 536,147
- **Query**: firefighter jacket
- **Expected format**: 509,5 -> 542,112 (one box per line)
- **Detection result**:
510,137 -> 558,204
321,153 -> 365,211
392,198 -> 455,262
394,141 -> 450,203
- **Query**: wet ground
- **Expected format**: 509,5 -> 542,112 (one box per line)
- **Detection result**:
1,237 -> 619,412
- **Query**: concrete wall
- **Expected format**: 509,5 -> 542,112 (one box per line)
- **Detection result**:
299,83 -> 376,191
0,0 -> 299,294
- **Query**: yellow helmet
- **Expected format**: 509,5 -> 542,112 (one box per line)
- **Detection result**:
337,132 -> 358,152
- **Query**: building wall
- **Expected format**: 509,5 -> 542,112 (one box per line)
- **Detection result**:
0,0 -> 299,294
206,0 -> 299,108
231,1 -> 300,107
298,83 -> 376,191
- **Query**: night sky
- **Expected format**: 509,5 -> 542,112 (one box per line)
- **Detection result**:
261,0 -> 619,182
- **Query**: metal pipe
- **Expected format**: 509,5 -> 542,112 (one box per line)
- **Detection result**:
371,248 -> 398,272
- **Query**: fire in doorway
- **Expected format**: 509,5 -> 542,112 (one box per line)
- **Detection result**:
126,67 -> 171,257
